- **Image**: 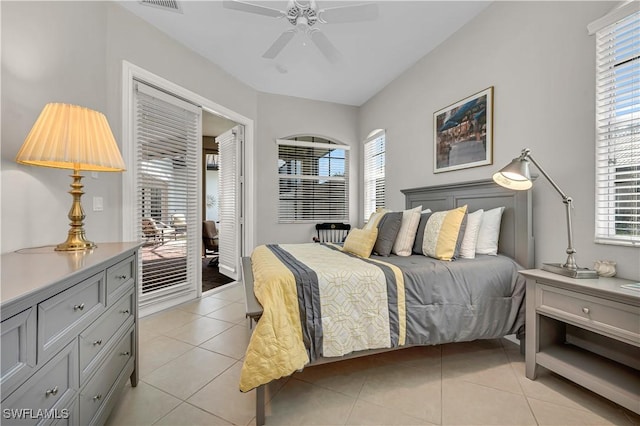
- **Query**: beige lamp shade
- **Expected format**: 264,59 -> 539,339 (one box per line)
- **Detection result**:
15,103 -> 126,172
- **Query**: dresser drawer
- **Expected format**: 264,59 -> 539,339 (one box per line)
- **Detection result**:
1,340 -> 77,426
106,256 -> 135,304
38,273 -> 106,363
1,308 -> 36,397
79,291 -> 134,384
537,284 -> 640,345
79,329 -> 133,426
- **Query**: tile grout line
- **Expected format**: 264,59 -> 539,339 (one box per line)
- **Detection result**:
500,340 -> 540,426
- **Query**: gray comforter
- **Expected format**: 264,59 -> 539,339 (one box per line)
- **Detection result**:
267,243 -> 526,360
372,253 -> 526,347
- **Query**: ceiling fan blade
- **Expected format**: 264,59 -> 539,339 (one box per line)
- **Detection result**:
309,30 -> 341,64
262,30 -> 296,59
319,3 -> 378,24
222,0 -> 284,18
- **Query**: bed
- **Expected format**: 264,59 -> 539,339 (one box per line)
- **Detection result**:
241,178 -> 534,425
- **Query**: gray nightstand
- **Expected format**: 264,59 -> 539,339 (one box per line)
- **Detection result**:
520,269 -> 640,414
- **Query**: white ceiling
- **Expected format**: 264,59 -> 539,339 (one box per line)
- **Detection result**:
118,1 -> 490,107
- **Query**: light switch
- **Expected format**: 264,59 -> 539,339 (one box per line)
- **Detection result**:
91,172 -> 98,179
93,196 -> 104,212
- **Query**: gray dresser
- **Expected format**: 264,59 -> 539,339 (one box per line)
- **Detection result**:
1,242 -> 141,425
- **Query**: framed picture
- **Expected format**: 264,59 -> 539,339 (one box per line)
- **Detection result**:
434,87 -> 493,173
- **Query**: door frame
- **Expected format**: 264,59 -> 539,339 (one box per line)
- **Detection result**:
121,61 -> 255,314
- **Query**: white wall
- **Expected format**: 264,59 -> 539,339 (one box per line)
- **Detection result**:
1,1 -> 258,253
0,2 -> 356,253
359,1 -> 639,280
1,1 -> 111,252
256,92 -> 359,245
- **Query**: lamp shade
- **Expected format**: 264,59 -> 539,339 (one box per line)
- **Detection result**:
492,156 -> 532,190
15,103 -> 126,172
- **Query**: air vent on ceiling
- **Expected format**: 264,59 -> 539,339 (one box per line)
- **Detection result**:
138,0 -> 183,13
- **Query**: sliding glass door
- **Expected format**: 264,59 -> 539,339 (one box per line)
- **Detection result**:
134,81 -> 201,309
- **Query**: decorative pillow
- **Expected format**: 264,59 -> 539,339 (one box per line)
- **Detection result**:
422,205 -> 468,261
392,206 -> 422,256
373,212 -> 403,256
364,208 -> 389,230
459,209 -> 484,259
476,206 -> 505,256
343,227 -> 378,258
412,211 -> 434,254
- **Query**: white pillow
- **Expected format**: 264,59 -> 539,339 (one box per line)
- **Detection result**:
459,209 -> 484,259
392,205 -> 422,256
476,207 -> 505,256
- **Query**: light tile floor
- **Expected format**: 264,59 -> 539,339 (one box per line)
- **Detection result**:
107,283 -> 640,425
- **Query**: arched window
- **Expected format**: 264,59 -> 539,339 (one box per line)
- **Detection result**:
363,129 -> 386,222
277,136 -> 349,223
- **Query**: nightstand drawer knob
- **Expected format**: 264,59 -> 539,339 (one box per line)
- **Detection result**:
116,274 -> 127,280
93,339 -> 103,346
582,307 -> 590,314
73,303 -> 85,311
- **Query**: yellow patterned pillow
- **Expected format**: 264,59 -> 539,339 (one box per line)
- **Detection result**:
364,208 -> 390,230
343,227 -> 378,258
422,205 -> 468,261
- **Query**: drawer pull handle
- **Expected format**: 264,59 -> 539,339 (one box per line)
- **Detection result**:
93,394 -> 102,401
93,339 -> 103,346
73,303 -> 85,311
45,386 -> 59,397
120,309 -> 130,314
582,307 -> 590,314
121,351 -> 130,356
116,274 -> 127,280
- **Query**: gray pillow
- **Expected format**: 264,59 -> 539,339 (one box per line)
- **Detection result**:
373,212 -> 402,256
452,213 -> 468,260
412,212 -> 433,254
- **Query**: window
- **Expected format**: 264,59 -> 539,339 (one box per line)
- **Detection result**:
593,7 -> 640,246
363,130 -> 386,222
277,136 -> 349,223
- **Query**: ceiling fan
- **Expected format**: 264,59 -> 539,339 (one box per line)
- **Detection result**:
223,0 -> 379,63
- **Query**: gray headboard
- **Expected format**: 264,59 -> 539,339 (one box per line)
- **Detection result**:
401,178 -> 534,268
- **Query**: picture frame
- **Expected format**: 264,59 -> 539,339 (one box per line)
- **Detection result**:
434,87 -> 493,173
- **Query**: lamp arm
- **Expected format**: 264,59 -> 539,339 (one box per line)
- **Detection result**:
521,149 -> 569,202
521,149 -> 577,270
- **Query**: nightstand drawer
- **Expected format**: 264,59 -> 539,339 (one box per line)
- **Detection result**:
106,256 -> 135,304
79,290 -> 134,384
38,273 -> 106,363
537,284 -> 640,344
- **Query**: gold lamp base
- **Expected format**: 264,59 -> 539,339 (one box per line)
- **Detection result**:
56,237 -> 96,252
55,170 -> 97,252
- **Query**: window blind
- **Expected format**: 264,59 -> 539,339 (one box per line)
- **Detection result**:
217,126 -> 241,280
594,10 -> 640,246
277,138 -> 349,223
134,81 -> 201,298
363,130 -> 386,222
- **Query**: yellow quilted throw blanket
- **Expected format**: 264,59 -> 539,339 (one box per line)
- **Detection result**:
239,245 -> 309,392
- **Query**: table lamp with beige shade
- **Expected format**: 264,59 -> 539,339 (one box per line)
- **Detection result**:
15,103 -> 126,251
